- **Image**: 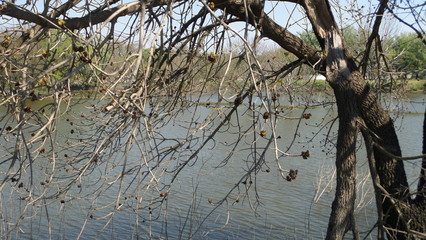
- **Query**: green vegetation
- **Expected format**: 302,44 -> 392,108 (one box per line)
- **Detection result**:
4,28 -> 422,97
406,79 -> 426,91
388,33 -> 426,79
299,29 -> 426,85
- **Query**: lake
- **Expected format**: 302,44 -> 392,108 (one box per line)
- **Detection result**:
0,92 -> 424,239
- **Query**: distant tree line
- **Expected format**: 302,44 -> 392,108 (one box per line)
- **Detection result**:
299,27 -> 425,80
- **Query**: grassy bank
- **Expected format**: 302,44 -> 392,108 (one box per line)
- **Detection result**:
297,79 -> 426,93
406,79 -> 426,92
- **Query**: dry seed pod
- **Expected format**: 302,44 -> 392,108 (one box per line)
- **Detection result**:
263,112 -> 270,120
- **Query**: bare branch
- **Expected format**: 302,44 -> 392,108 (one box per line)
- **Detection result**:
360,0 -> 389,75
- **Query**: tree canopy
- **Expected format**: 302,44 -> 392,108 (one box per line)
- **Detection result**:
389,32 -> 426,78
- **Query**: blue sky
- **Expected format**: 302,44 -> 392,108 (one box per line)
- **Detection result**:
6,0 -> 418,33
3,0 -> 421,50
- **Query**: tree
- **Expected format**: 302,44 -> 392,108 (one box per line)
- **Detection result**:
389,33 -> 426,79
299,26 -> 367,57
0,0 -> 425,239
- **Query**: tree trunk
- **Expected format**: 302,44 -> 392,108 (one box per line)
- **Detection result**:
321,27 -> 360,239
216,0 -> 426,237
299,0 -> 420,238
355,76 -> 412,239
298,1 -> 362,238
325,81 -> 359,239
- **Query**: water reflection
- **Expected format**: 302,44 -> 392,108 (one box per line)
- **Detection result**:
0,93 -> 424,239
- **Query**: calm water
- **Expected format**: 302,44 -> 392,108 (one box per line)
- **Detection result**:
0,93 -> 424,239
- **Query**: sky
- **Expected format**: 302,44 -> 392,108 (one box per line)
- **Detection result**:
2,0 -> 422,50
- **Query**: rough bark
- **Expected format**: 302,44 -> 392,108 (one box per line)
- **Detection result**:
355,77 -> 411,239
326,76 -> 360,239
299,1 -> 360,238
299,0 -> 422,239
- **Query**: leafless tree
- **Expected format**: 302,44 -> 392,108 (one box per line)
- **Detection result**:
0,0 -> 425,239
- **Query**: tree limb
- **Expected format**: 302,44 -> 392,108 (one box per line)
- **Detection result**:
213,0 -> 322,67
360,0 -> 389,75
386,5 -> 426,46
1,1 -> 166,30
